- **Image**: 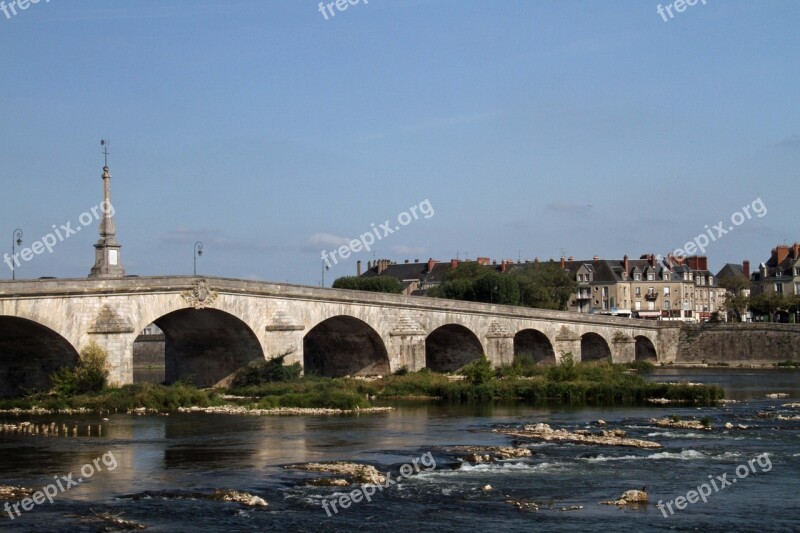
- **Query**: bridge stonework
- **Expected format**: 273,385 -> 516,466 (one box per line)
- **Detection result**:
0,277 -> 673,390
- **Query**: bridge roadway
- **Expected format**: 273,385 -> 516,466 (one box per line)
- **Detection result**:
0,276 -> 677,396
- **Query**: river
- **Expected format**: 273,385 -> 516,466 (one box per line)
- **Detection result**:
1,369 -> 799,532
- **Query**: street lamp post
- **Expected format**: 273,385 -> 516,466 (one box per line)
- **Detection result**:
321,260 -> 329,287
193,241 -> 203,276
11,229 -> 22,280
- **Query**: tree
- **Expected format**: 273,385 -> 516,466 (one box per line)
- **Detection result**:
436,266 -> 519,305
50,341 -> 109,396
513,262 -> 577,310
749,292 -> 791,321
332,276 -> 404,293
718,275 -> 751,322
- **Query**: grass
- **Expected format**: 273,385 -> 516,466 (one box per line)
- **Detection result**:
0,383 -> 220,412
1,358 -> 725,412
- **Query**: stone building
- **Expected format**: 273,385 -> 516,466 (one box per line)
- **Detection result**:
751,243 -> 800,297
564,254 -> 725,322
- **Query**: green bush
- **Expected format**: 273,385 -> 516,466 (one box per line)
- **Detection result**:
462,355 -> 495,385
547,352 -> 577,382
50,341 -> 109,396
231,355 -> 302,387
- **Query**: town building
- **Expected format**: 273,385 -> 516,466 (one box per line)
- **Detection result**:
563,254 -> 725,321
359,253 -> 726,321
751,243 -> 800,297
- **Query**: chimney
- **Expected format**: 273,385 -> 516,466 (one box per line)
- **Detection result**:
501,260 -> 507,272
450,259 -> 458,269
477,256 -> 490,265
776,245 -> 790,264
568,256 -> 574,261
650,254 -> 656,268
404,259 -> 409,264
593,255 -> 600,261
534,257 -> 539,268
623,254 -> 629,274
743,260 -> 750,279
357,260 -> 362,276
794,243 -> 800,260
377,260 -> 388,274
560,256 -> 565,269
367,260 -> 372,270
700,256 -> 708,271
426,258 -> 436,272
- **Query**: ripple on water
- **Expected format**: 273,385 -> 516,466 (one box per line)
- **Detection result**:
581,449 -> 742,463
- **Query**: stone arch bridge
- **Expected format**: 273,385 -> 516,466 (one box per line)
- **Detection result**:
0,277 -> 678,396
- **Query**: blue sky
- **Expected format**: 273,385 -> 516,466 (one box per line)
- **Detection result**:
1,0 -> 798,285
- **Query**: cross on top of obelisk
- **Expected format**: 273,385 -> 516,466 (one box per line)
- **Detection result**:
101,139 -> 110,168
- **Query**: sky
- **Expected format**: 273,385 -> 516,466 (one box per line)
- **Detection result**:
1,0 -> 798,286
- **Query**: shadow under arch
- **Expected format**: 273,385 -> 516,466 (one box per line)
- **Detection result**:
147,308 -> 265,387
303,315 -> 390,377
514,329 -> 556,364
425,324 -> 483,372
580,332 -> 611,362
635,335 -> 658,362
0,316 -> 80,397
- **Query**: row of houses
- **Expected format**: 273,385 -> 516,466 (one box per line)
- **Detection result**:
356,242 -> 800,322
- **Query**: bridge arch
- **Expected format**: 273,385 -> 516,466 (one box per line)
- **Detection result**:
635,335 -> 658,362
0,316 -> 80,397
580,332 -> 611,362
148,308 -> 264,387
426,324 -> 484,372
303,315 -> 390,377
513,329 -> 556,364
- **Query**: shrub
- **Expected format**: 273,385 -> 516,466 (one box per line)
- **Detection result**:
231,355 -> 302,387
462,355 -> 495,385
547,352 -> 577,382
393,365 -> 409,376
50,341 -> 109,396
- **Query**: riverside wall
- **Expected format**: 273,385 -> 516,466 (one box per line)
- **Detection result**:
675,323 -> 800,365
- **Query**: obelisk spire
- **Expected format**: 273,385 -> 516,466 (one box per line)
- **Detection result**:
89,140 -> 125,278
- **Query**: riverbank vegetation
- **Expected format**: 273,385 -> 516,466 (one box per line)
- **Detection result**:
0,350 -> 724,413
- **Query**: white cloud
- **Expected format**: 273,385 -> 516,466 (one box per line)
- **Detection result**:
391,244 -> 427,255
308,232 -> 351,247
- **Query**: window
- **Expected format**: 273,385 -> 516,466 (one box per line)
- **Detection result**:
634,273 -> 641,281
648,287 -> 655,294
648,301 -> 655,310
635,287 -> 641,297
795,267 -> 800,277
664,300 -> 671,310
663,272 -> 670,280
635,301 -> 641,310
647,273 -> 654,281
795,282 -> 800,294
775,283 -> 783,294
602,287 -> 608,297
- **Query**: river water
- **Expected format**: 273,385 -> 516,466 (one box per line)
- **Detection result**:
1,369 -> 799,532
